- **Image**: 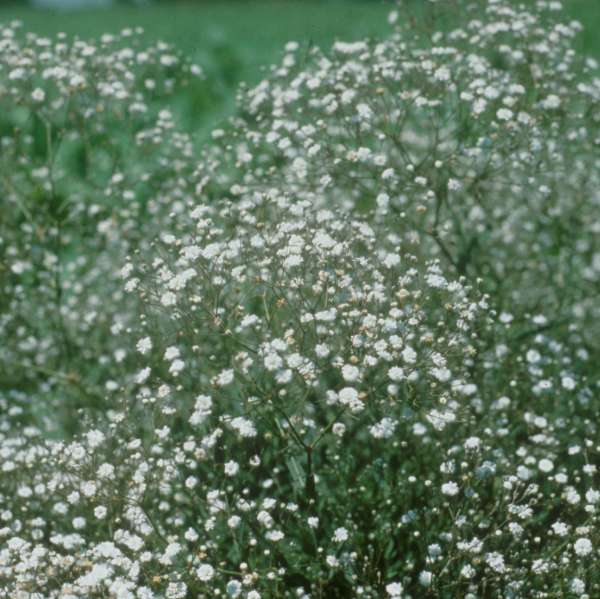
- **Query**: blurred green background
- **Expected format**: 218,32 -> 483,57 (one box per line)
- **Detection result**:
2,0 -> 599,134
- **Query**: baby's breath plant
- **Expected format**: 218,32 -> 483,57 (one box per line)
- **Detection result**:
197,0 -> 600,343
0,22 -> 202,432
2,192 -> 490,598
3,1 -> 600,598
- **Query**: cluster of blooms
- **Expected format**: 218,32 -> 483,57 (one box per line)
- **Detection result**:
199,0 -> 600,337
2,1 -> 600,597
1,196 -> 488,597
0,21 -> 202,431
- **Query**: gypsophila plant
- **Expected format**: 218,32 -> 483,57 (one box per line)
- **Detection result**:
2,1 -> 600,598
0,22 -> 202,432
196,0 -> 600,342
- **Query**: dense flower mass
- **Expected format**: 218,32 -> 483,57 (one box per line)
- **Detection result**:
199,0 -> 600,335
2,1 -> 600,597
0,22 -> 202,431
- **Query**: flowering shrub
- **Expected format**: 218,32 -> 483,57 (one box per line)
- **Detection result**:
2,1 -> 600,598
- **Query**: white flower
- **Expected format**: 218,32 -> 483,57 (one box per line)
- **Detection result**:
224,461 -> 239,476
217,369 -> 234,386
136,367 -> 151,384
196,563 -> 215,582
31,88 -> 45,102
333,527 -> 349,542
464,437 -> 481,450
341,364 -> 360,382
332,422 -> 346,437
169,359 -> 185,375
388,366 -> 405,381
226,580 -> 242,598
266,530 -> 284,542
552,521 -> 569,536
338,387 -> 364,413
574,537 -> 593,557
402,346 -> 417,364
333,40 -> 368,54
383,253 -> 401,268
136,337 -> 152,355
570,578 -> 586,595
264,353 -> 283,371
538,458 -> 554,473
284,254 -> 303,269
164,346 -> 180,360
460,564 -> 476,579
496,108 -> 513,121
586,489 -> 600,504
542,94 -> 561,109
441,482 -> 459,496
78,563 -> 113,587
485,552 -> 506,573
369,417 -> 397,439
386,582 -> 404,597
161,291 -> 176,306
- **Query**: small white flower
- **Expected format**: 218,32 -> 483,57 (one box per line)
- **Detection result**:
402,346 -> 417,364
31,88 -> 45,102
333,527 -> 349,542
217,369 -> 234,386
441,482 -> 459,496
485,552 -> 506,573
169,359 -> 185,375
332,422 -> 346,437
136,367 -> 151,384
226,580 -> 242,598
338,387 -> 364,413
570,578 -> 586,595
164,346 -> 180,361
574,537 -> 593,557
224,461 -> 240,476
196,563 -> 215,581
341,364 -> 360,382
136,337 -> 152,355
386,582 -> 404,597
388,366 -> 405,381
496,108 -> 513,121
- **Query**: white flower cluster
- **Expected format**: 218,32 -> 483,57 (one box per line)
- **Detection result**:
2,1 -> 600,597
200,0 -> 600,340
0,22 -> 202,429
